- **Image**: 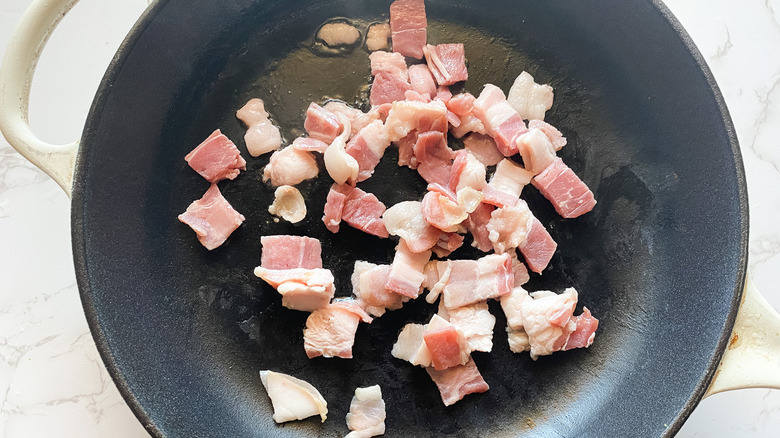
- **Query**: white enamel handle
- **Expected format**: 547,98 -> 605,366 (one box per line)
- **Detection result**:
0,0 -> 85,197
705,275 -> 780,396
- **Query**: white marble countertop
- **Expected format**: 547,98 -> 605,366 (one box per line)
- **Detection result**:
1,0 -> 778,436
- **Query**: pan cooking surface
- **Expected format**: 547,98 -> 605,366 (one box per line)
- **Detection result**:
73,1 -> 747,437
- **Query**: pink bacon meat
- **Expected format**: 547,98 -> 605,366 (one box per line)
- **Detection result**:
429,253 -> 514,309
408,64 -> 437,98
345,120 -> 391,182
260,235 -> 322,270
561,307 -> 599,351
472,84 -> 528,156
532,157 -> 597,218
386,239 -> 431,298
425,358 -> 489,406
323,184 -> 389,237
423,44 -> 468,86
185,129 -> 246,183
518,217 -> 557,273
304,102 -> 342,144
389,0 -> 427,59
413,131 -> 455,186
303,299 -> 372,359
178,184 -> 245,250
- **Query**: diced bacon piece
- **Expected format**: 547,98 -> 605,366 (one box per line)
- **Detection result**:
507,329 -> 531,353
389,0 -> 427,59
386,239 -> 431,298
561,307 -> 599,351
532,157 -> 597,218
304,103 -> 342,144
413,131 -> 455,186
317,22 -> 360,47
404,90 -> 432,102
528,119 -> 566,151
342,186 -> 389,238
345,386 -> 386,438
178,184 -> 244,250
487,202 -> 534,254
481,186 -> 520,208
259,370 -> 328,423
515,128 -> 557,174
489,158 -> 534,198
463,133 -> 503,166
324,115 -> 359,185
384,100 -> 448,142
323,101 -> 381,138
473,84 -> 528,156
397,131 -> 418,167
465,202 -> 495,252
431,232 -> 465,258
509,252 -> 530,286
263,147 -> 319,186
501,286 -> 532,331
236,99 -> 282,157
370,72 -> 413,106
185,129 -> 246,183
351,261 -> 408,317
423,44 -> 468,86
451,114 -> 486,138
322,183 -> 351,233
366,23 -> 391,52
345,120 -> 392,181
292,137 -> 329,152
446,111 -> 461,128
456,187 -> 484,214
449,150 -> 487,192
369,50 -> 408,80
425,358 -> 489,406
268,185 -> 307,223
522,288 -> 577,359
304,299 -> 372,359
424,315 -> 470,370
518,217 -> 557,273
260,235 -> 322,270
421,189 -> 467,233
408,64 -> 437,98
392,323 -> 432,367
507,71 -> 554,121
435,86 -> 452,102
446,93 -> 475,116
382,201 -> 441,252
444,302 -> 496,353
432,253 -> 514,309
254,267 -> 335,312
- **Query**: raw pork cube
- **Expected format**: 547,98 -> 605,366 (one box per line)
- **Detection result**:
425,358 -> 489,406
185,129 -> 246,183
178,184 -> 244,250
260,235 -> 322,270
532,157 -> 596,218
304,300 -> 372,359
423,43 -> 468,86
389,0 -> 427,59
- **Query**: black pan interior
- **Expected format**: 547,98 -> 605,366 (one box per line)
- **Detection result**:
72,0 -> 747,437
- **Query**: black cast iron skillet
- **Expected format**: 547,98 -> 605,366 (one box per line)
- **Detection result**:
71,0 -> 747,436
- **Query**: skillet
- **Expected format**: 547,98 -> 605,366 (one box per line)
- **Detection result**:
2,0 -> 754,436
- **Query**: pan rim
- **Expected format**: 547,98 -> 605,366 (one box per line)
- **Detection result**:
69,0 -> 750,436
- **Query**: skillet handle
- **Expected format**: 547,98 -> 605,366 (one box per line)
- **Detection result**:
0,0 -> 85,197
705,275 -> 780,396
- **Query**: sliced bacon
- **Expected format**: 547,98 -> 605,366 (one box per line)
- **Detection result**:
423,314 -> 470,370
323,101 -> 381,138
178,184 -> 245,250
408,64 -> 437,98
292,137 -> 329,152
429,253 -> 514,309
303,299 -> 372,359
423,44 -> 468,86
322,183 -> 352,233
486,202 -> 534,254
431,232 -> 464,258
386,239 -> 431,298
442,301 -> 496,353
384,100 -> 448,142
425,358 -> 489,406
345,385 -> 386,438
435,86 -> 452,102
515,128 -> 557,174
448,150 -> 487,192
263,146 -> 319,186
561,307 -> 599,351
532,157 -> 597,218
521,288 -> 577,359
382,200 -> 441,253
413,131 -> 455,185
340,186 -> 389,238
472,84 -> 528,156
389,0 -> 427,59
370,71 -> 413,106
518,217 -> 557,273
465,202 -> 495,252
369,50 -> 408,80
421,188 -> 467,233
447,93 -> 486,138
352,261 -> 408,317
463,133 -> 503,166
528,119 -> 566,151
185,129 -> 246,183
254,267 -> 335,312
260,235 -> 322,270
345,120 -> 391,182
304,102 -> 342,144
507,71 -> 554,121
